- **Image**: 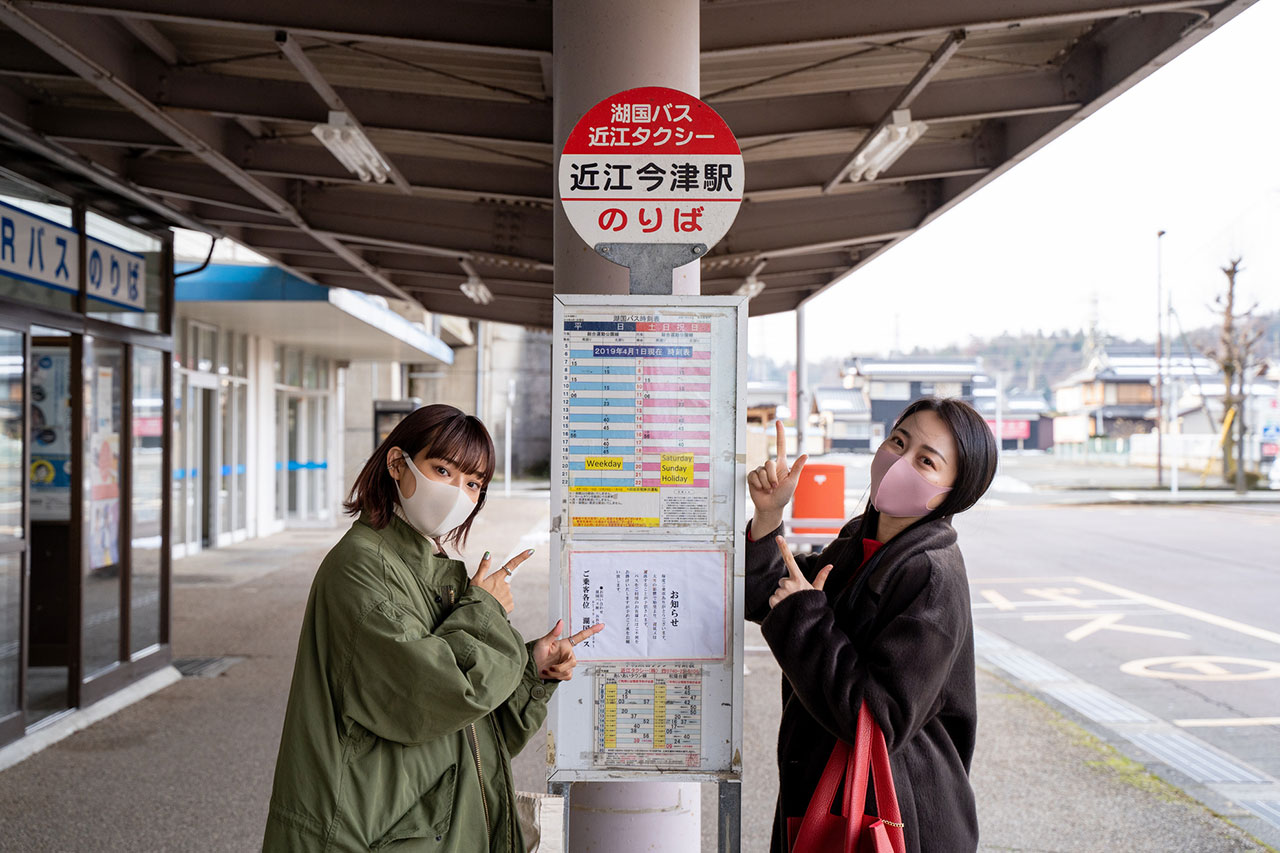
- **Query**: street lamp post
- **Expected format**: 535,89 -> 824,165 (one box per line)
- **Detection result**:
1155,230 -> 1166,486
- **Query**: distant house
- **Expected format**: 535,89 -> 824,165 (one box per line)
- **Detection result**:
842,357 -> 981,444
810,385 -> 872,452
972,376 -> 1053,450
1052,345 -> 1243,442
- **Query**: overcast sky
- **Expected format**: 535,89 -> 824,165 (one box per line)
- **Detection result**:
748,0 -> 1280,364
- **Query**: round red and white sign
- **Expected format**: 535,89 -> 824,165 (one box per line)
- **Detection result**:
559,86 -> 744,249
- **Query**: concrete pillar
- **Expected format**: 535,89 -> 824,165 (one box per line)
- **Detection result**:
553,2 -> 702,850
554,0 -> 701,297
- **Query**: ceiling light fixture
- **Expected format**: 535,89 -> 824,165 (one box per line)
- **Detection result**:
735,275 -> 766,299
460,275 -> 494,305
311,111 -> 392,184
847,109 -> 928,183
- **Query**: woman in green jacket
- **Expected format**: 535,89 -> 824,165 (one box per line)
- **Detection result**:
264,404 -> 600,852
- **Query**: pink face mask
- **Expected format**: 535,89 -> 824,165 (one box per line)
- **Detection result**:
870,444 -> 952,518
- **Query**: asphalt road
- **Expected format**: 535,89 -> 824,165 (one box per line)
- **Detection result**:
960,501 -> 1280,847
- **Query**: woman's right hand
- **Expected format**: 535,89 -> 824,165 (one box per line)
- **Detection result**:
469,549 -> 534,614
747,419 -> 807,533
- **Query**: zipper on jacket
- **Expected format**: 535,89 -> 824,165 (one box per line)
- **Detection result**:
466,722 -> 491,845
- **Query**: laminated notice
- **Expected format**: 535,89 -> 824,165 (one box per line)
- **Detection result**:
592,664 -> 702,769
570,549 -> 727,661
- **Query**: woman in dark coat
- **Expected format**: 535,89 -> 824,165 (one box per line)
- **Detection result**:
745,397 -> 997,853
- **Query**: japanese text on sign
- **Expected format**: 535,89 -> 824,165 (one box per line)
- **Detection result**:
559,86 -> 744,248
0,200 -> 145,311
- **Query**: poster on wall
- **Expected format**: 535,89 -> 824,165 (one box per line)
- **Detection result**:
89,365 -> 120,570
30,347 -> 72,520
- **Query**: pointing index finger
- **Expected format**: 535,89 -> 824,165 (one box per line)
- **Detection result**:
775,418 -> 788,469
569,623 -> 605,645
775,535 -> 803,579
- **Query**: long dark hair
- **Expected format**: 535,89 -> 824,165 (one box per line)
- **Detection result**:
343,404 -> 496,548
861,396 -> 998,540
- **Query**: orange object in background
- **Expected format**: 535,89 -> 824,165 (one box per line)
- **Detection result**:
791,464 -> 845,535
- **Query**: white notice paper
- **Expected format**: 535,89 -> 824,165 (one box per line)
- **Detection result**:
570,549 -> 727,661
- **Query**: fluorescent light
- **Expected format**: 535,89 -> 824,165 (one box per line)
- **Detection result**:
460,276 -> 493,305
735,275 -> 766,299
311,111 -> 392,184
848,109 -> 927,182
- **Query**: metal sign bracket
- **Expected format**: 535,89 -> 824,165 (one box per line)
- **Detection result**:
595,242 -> 707,294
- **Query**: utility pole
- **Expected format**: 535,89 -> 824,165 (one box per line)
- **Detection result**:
795,303 -> 807,457
1155,230 -> 1165,486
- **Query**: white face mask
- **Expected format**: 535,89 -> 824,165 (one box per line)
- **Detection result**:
391,448 -> 477,539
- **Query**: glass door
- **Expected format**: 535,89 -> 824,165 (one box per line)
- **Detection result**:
26,327 -> 74,726
0,324 -> 26,741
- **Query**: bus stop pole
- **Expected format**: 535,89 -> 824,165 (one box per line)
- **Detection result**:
552,2 -> 714,852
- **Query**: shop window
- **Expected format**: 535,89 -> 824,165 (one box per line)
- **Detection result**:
217,329 -> 232,376
0,328 -> 23,718
196,324 -> 216,373
303,354 -> 318,389
130,347 -> 163,655
284,348 -> 301,388
0,194 -> 78,313
233,332 -> 248,378
84,212 -> 166,333
0,330 -> 21,540
83,336 -> 123,676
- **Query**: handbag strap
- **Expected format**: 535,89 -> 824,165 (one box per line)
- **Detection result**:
860,702 -> 906,853
843,703 -> 874,850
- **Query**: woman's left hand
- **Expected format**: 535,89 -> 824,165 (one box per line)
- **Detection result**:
769,535 -> 833,609
532,619 -> 605,681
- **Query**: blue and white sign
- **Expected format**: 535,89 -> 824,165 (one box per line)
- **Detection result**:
0,200 -> 145,312
85,236 -> 145,312
1263,423 -> 1280,441
0,200 -> 78,296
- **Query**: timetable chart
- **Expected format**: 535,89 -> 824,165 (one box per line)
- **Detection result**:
592,664 -> 703,769
562,314 -> 714,529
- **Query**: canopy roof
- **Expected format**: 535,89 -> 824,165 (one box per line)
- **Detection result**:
0,1 -> 1249,327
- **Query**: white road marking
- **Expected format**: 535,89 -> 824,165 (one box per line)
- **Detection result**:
1023,612 -> 1191,642
1120,655 -> 1280,681
979,589 -> 1016,611
1175,717 -> 1280,728
1074,576 -> 1280,646
1023,587 -> 1095,608
972,598 -> 1144,610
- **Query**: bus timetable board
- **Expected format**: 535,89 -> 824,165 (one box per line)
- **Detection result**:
549,294 -> 746,781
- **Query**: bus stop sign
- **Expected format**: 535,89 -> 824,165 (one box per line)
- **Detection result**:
559,86 -> 743,260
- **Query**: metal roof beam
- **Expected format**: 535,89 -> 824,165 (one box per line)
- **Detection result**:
722,68 -> 1080,138
152,66 -> 553,147
274,30 -> 413,195
824,31 -> 965,192
701,0 -> 1220,54
0,1 -> 422,301
0,84 -> 221,233
21,0 -> 553,55
239,141 -> 551,204
31,105 -> 182,149
744,141 -> 994,201
725,185 -> 927,254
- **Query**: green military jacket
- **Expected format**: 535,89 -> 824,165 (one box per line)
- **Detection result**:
263,513 -> 555,852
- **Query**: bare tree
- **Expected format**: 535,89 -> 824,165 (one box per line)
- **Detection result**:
1202,259 -> 1265,492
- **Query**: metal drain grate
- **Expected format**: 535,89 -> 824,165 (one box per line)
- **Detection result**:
173,656 -> 244,678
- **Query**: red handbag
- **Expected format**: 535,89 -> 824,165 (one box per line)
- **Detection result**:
787,702 -> 906,853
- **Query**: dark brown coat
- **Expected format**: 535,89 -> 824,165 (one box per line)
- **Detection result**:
745,516 -> 978,853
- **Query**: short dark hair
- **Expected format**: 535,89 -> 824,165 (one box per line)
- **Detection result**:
862,396 -> 998,537
343,404 -> 495,548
